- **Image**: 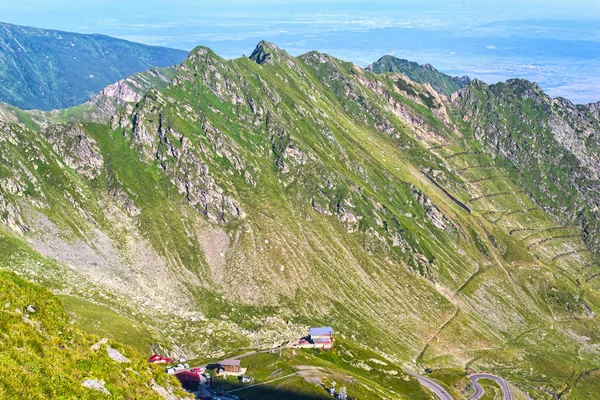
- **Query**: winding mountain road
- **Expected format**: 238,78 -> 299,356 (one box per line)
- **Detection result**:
469,374 -> 512,400
405,371 -> 454,400
406,371 -> 513,400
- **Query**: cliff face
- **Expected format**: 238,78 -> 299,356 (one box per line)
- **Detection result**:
1,41 -> 600,398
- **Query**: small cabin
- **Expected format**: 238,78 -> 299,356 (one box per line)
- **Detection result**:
219,359 -> 241,373
308,327 -> 334,340
313,336 -> 333,349
308,327 -> 334,349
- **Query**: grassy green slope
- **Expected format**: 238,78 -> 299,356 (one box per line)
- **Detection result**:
0,269 -> 191,399
0,42 -> 598,399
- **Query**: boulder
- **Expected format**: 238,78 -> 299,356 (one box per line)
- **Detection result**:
82,379 -> 110,395
107,345 -> 129,363
90,338 -> 109,351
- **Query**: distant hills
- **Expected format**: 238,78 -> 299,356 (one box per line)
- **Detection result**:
0,22 -> 188,110
367,55 -> 471,95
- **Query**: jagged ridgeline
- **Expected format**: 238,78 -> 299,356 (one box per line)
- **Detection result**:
1,40 -> 600,399
366,55 -> 471,96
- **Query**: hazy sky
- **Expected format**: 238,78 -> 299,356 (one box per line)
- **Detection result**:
1,1 -> 600,102
3,1 -> 600,42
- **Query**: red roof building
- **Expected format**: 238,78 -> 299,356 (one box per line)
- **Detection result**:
175,371 -> 201,391
148,354 -> 174,364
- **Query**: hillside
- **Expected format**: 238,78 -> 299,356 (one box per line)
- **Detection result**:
453,79 -> 600,252
0,40 -> 599,399
0,268 -> 191,399
0,65 -> 177,130
366,55 -> 470,96
0,21 -> 187,110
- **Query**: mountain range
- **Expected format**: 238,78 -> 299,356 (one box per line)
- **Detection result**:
0,22 -> 187,110
0,23 -> 600,400
366,56 -> 471,96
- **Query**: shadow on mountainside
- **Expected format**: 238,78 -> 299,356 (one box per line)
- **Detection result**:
208,378 -> 338,400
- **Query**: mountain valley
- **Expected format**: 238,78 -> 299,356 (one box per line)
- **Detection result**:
0,37 -> 599,399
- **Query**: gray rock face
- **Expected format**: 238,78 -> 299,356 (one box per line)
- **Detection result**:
43,123 -> 104,179
549,114 -> 600,180
106,345 -> 130,363
249,41 -> 282,65
122,79 -> 245,224
82,379 -> 111,395
588,101 -> 600,120
90,338 -> 129,363
99,79 -> 144,105
151,381 -> 181,400
90,338 -> 109,351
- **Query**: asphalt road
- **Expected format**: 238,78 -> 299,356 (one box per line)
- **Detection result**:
469,374 -> 513,400
405,371 -> 454,400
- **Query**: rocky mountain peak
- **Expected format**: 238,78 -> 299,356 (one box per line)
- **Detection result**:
367,54 -> 471,95
469,78 -> 488,88
186,46 -> 220,65
588,100 -> 600,120
249,40 -> 284,65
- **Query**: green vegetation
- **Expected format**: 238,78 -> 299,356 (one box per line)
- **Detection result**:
0,270 -> 191,399
0,39 -> 598,399
60,295 -> 159,351
210,339 -> 432,400
0,21 -> 187,110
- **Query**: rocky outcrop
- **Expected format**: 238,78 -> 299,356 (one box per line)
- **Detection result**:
151,381 -> 185,400
106,346 -> 130,363
82,379 -> 110,396
588,101 -> 600,120
250,41 -> 278,65
43,123 -> 104,179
